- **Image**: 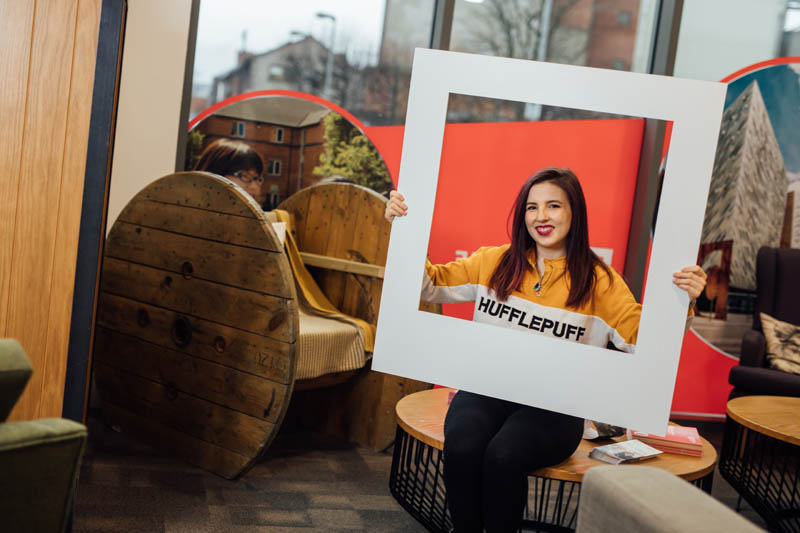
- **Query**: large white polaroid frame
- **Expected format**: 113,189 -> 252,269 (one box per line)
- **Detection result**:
372,49 -> 725,434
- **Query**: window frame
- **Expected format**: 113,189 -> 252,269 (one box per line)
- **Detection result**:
268,159 -> 282,176
231,120 -> 245,137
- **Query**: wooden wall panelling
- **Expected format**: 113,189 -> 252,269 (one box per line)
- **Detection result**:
5,0 -> 89,421
40,0 -> 102,419
0,1 -> 35,338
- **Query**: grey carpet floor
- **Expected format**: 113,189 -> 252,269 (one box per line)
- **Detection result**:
73,415 -> 426,532
72,416 -> 767,532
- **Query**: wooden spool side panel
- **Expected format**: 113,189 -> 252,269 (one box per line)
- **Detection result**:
94,362 -> 275,457
140,171 -> 261,217
105,222 -> 291,298
319,185 -> 361,311
102,402 -> 253,479
95,173 -> 298,478
298,185 -> 347,312
100,258 -> 296,343
94,328 -> 288,423
299,184 -> 336,255
343,187 -> 389,324
118,198 -> 281,251
282,181 -> 311,246
96,292 -> 292,383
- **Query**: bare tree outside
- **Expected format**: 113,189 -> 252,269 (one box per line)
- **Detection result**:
459,0 -> 583,62
449,0 -> 625,122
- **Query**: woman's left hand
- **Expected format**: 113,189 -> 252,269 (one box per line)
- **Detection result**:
673,265 -> 707,301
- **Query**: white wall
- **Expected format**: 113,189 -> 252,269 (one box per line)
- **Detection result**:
107,0 -> 193,230
673,0 -> 786,81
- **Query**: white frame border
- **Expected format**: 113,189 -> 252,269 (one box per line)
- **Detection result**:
372,49 -> 725,434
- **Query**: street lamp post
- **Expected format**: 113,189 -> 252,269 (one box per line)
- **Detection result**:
315,11 -> 336,101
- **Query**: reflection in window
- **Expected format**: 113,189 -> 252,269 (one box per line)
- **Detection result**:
231,121 -> 245,137
268,65 -> 286,81
268,184 -> 279,210
446,0 -> 654,122
191,1 -> 435,126
782,1 -> 800,55
268,160 -> 282,176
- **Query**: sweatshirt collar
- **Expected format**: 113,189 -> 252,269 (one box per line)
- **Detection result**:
527,249 -> 567,269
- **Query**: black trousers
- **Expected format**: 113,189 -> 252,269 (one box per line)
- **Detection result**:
443,391 -> 584,533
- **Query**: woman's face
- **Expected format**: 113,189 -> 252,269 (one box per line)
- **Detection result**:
524,182 -> 572,258
228,169 -> 266,206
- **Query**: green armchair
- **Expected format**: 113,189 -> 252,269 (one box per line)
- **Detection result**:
0,339 -> 88,533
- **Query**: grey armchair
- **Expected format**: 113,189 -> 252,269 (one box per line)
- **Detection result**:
728,247 -> 800,398
0,339 -> 88,533
576,466 -> 763,532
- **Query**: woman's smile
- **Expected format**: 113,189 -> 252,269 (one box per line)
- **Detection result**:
535,225 -> 554,236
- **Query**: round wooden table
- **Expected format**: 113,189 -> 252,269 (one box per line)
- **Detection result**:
390,388 -> 718,533
719,395 -> 800,533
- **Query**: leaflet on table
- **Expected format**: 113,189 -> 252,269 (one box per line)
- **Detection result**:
589,439 -> 663,465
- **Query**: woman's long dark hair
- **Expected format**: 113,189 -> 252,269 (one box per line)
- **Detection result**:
488,167 -> 612,308
194,138 -> 264,176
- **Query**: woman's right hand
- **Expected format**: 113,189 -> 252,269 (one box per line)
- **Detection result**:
385,190 -> 408,223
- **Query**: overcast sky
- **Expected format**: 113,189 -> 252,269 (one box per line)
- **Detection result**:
193,1 -> 387,86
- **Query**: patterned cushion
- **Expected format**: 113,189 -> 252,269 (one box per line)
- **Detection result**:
761,312 -> 800,375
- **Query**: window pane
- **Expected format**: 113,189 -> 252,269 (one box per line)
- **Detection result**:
191,0 -> 435,126
448,0 -> 655,71
445,0 -> 657,122
673,0 -> 788,81
787,1 -> 800,55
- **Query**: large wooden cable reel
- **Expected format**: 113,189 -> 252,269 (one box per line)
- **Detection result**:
94,172 -> 298,479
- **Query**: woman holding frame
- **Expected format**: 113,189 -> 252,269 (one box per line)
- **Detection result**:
385,167 -> 706,533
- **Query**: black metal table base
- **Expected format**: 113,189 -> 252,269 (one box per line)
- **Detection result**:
390,425 -> 713,533
719,417 -> 799,533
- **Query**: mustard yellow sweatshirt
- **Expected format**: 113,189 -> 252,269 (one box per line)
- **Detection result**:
423,245 -> 642,353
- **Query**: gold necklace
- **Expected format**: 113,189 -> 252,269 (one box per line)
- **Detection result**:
533,267 -> 548,295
